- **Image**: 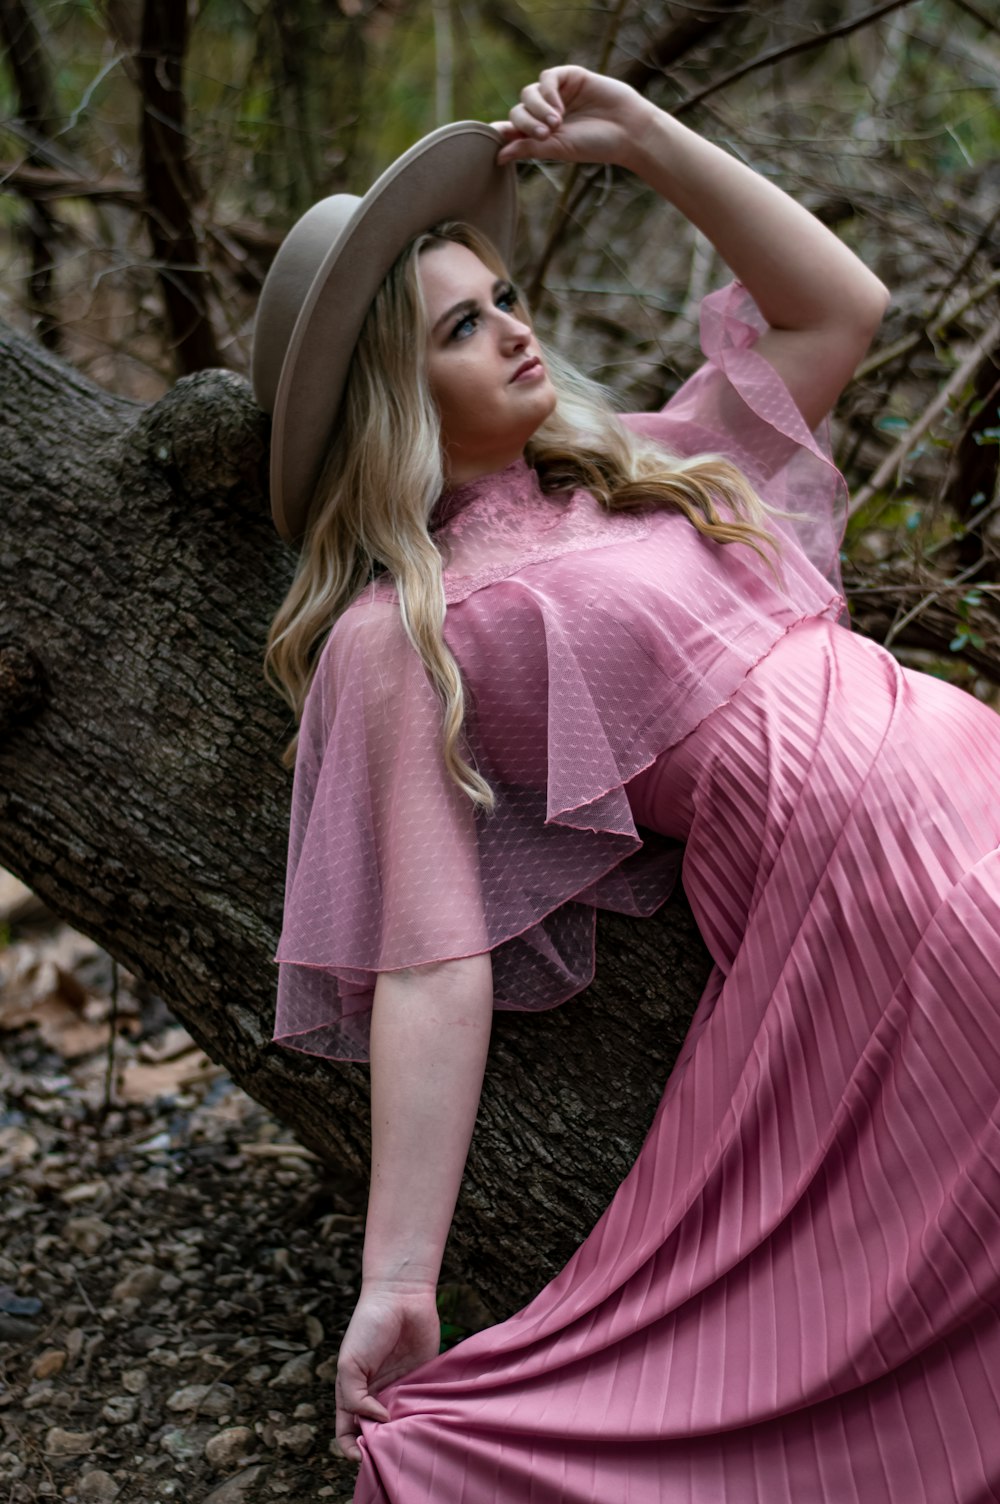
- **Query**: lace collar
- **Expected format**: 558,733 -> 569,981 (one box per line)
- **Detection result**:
429,456 -> 553,536
368,453 -> 654,604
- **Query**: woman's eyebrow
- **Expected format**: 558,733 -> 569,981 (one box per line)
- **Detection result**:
432,279 -> 506,334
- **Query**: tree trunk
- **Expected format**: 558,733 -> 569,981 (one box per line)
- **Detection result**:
138,0 -> 222,374
0,325 -> 710,1319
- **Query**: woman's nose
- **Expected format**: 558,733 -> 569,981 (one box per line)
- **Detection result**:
498,311 -> 531,346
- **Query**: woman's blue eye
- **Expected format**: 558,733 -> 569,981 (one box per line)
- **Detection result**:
450,286 -> 519,340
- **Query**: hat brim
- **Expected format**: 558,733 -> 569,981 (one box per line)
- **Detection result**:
268,122 -> 517,544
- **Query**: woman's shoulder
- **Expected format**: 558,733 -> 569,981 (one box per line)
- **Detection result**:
307,592 -> 410,702
329,589 -> 402,643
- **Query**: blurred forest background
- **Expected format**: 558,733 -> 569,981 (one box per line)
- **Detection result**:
1,0 -> 999,693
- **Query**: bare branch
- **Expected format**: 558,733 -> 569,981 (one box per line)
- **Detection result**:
476,0 -> 552,64
617,0 -> 754,93
849,315 -> 1000,520
948,0 -> 1000,36
525,0 -> 633,304
854,271 -> 1000,380
673,0 -> 918,114
0,159 -> 141,205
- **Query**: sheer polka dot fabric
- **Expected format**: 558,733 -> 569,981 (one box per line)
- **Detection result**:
273,283 -> 846,1060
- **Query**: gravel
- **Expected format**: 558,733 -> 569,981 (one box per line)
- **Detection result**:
0,878 -> 368,1503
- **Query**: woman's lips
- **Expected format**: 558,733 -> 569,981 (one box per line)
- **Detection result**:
511,358 -> 543,382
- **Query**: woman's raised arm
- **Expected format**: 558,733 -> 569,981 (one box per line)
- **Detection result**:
494,65 -> 890,430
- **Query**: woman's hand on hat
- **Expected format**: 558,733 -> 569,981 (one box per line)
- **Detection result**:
491,65 -> 652,170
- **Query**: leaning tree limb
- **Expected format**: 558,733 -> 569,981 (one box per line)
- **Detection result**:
0,326 -> 710,1318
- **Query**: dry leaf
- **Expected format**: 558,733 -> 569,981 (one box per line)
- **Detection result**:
137,1024 -> 196,1064
38,1014 -> 112,1062
118,1048 -> 221,1104
0,950 -> 89,1029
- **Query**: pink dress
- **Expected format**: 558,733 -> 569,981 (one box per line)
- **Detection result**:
273,284 -> 1000,1501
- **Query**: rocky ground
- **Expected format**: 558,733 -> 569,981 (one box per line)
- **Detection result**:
0,873 -> 474,1504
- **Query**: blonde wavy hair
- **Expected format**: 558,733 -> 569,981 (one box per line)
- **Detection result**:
264,219 -> 778,813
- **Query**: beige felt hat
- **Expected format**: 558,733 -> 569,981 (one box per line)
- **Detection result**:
252,121 -> 518,544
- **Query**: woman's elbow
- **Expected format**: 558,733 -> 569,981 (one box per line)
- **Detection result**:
855,274 -> 892,341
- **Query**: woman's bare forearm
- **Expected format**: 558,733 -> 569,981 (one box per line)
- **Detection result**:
495,66 -> 889,424
619,104 -> 889,335
362,953 -> 494,1292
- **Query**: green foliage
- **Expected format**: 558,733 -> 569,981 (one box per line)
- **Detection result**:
950,591 -> 986,653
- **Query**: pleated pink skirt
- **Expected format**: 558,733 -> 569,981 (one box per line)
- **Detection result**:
355,617 -> 1000,1503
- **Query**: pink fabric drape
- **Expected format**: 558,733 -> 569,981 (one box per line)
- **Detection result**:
354,616 -> 1000,1503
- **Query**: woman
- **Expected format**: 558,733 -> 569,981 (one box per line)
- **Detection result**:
254,67 -> 1000,1502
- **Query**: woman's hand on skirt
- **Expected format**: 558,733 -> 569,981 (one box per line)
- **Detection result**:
334,1282 -> 442,1463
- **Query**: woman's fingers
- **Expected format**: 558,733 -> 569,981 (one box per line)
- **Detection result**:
333,1423 -> 362,1465
338,1362 -> 392,1424
358,1395 -> 391,1424
334,1394 -> 362,1464
334,1392 -> 391,1464
519,80 -> 563,128
492,79 -> 568,165
535,63 -> 581,111
508,99 -> 555,139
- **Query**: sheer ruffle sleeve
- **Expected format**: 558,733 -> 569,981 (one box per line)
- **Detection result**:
274,603 -> 486,1061
272,280 -> 849,1062
621,279 -> 849,593
273,591 -> 685,1061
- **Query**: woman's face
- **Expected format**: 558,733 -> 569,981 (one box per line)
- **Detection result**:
418,241 -> 557,484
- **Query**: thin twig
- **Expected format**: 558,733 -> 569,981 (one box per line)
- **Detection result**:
618,0 -> 753,93
101,956 -> 119,1127
948,0 -> 999,35
848,581 -> 1000,595
525,0 -> 630,303
848,314 -> 1000,520
883,557 -> 985,647
925,205 -> 1000,331
673,0 -> 919,114
0,158 -> 141,202
855,270 -> 1000,380
924,493 -> 1000,558
529,0 -> 920,298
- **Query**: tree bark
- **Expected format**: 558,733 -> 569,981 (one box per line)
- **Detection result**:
0,326 -> 710,1318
